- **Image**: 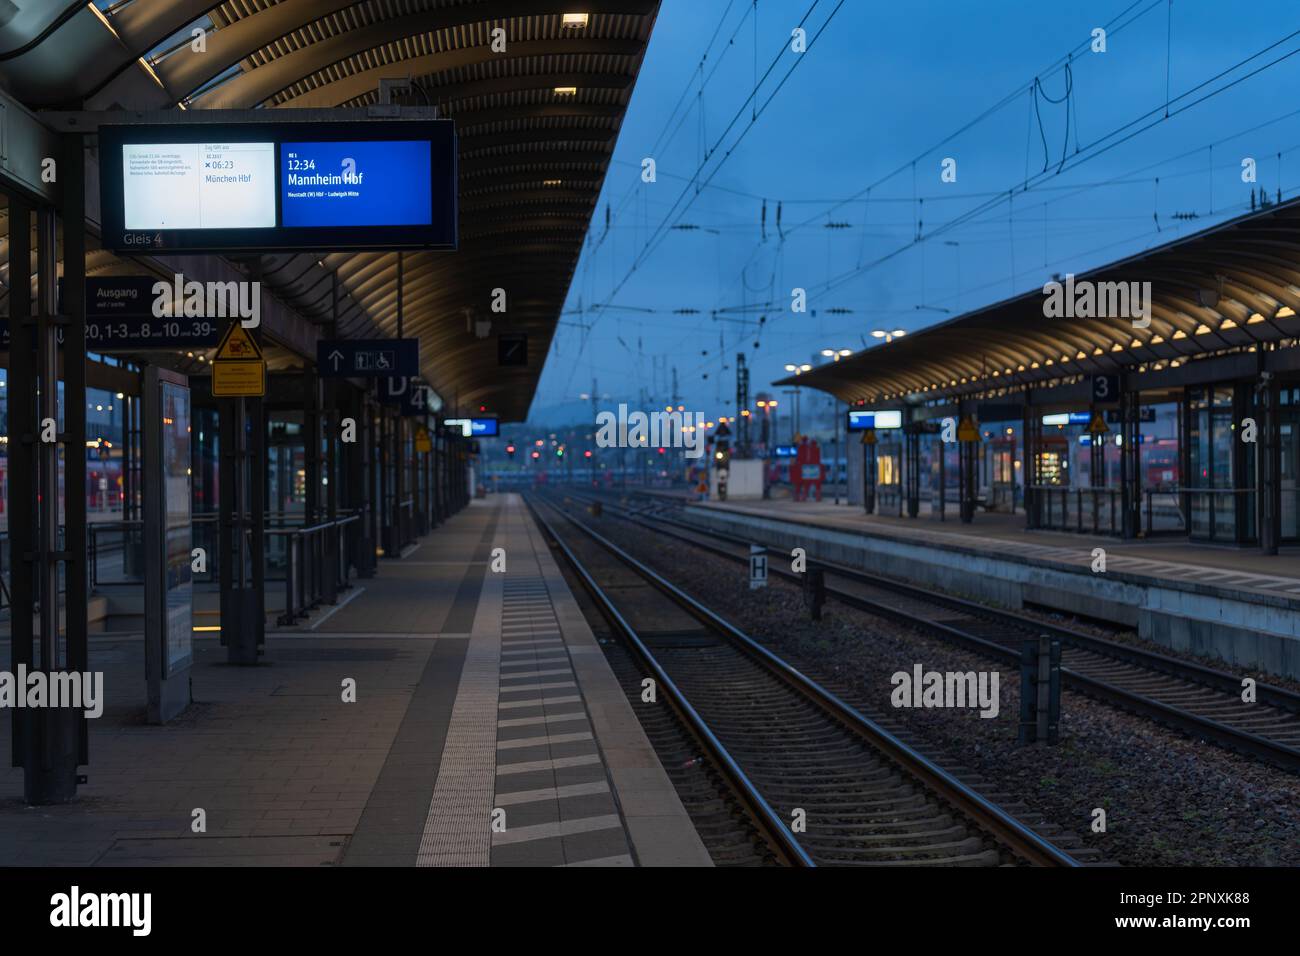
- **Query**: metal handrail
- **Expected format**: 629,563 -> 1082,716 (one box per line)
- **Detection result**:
1028,485 -> 1120,534
272,513 -> 361,624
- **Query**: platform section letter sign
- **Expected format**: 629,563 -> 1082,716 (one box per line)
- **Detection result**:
210,323 -> 265,397
749,546 -> 768,590
318,338 -> 420,378
379,376 -> 434,416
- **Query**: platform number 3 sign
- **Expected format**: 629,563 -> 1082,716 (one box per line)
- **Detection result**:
1091,374 -> 1120,403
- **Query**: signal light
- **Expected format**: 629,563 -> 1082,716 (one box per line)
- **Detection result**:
657,447 -> 665,454
583,450 -> 592,458
556,447 -> 564,457
531,451 -> 540,459
506,444 -> 516,456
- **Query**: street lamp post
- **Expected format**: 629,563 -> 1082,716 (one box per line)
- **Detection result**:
819,349 -> 853,504
755,397 -> 778,450
870,329 -> 907,344
783,364 -> 811,441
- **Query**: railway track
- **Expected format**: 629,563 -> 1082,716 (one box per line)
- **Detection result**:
527,493 -> 1082,867
564,488 -> 1300,774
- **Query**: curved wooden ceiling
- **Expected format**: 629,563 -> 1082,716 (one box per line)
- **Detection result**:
0,1 -> 661,420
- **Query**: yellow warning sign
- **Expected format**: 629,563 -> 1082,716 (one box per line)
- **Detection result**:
957,416 -> 980,442
415,426 -> 432,453
211,322 -> 265,397
1088,411 -> 1110,435
214,323 -> 264,361
860,428 -> 877,446
211,360 -> 265,397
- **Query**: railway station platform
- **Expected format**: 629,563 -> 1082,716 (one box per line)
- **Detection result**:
684,499 -> 1300,680
0,494 -> 709,868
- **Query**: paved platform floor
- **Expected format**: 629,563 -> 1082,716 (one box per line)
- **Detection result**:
0,494 -> 708,867
693,498 -> 1300,602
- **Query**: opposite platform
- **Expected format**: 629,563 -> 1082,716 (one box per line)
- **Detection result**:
687,498 -> 1300,680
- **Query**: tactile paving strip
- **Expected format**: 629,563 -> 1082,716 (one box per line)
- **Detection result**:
417,497 -> 636,867
415,572 -> 503,866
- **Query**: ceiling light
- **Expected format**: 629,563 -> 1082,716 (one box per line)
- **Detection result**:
553,86 -> 578,96
562,13 -> 590,27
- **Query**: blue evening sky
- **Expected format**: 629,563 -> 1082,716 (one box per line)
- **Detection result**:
530,0 -> 1300,419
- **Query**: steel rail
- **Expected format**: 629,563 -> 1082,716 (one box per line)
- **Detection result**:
531,493 -> 1081,868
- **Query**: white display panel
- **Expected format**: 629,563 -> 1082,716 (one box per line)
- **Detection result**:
123,142 -> 276,230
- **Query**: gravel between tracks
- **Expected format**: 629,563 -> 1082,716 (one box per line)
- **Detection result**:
577,507 -> 1300,866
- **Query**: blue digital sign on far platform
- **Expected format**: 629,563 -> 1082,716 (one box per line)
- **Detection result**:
99,119 -> 457,254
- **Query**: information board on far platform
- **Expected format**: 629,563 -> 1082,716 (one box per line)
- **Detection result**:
99,120 -> 457,254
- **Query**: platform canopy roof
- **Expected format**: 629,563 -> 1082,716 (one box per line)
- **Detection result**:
776,196 -> 1300,406
0,1 -> 660,420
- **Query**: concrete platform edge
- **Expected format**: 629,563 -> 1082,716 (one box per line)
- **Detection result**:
521,501 -> 713,867
687,502 -> 1300,681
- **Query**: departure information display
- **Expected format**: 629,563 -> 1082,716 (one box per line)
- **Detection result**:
100,120 -> 457,253
847,409 -> 903,431
123,143 -> 276,230
281,141 -> 433,228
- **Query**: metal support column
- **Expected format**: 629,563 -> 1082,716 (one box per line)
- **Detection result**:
904,419 -> 920,519
304,372 -> 321,527
219,381 -> 265,663
7,194 -> 36,784
1119,380 -> 1141,539
862,433 -> 876,514
61,135 -> 90,769
434,425 -> 446,524
958,403 -> 976,524
349,386 -> 375,578
1088,403 -> 1105,488
9,187 -> 84,804
1178,388 -> 1191,531
1023,393 -> 1040,529
378,403 -> 391,555
364,397 -> 375,551
1258,369 -> 1280,554
392,413 -> 405,550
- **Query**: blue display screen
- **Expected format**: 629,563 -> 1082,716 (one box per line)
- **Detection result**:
281,140 -> 433,227
847,409 -> 902,431
469,418 -> 499,437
